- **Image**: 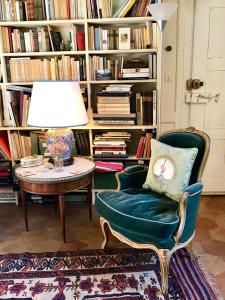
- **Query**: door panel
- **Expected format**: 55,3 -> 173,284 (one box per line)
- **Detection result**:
190,0 -> 225,192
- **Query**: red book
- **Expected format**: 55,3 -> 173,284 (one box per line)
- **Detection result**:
76,32 -> 85,51
0,132 -> 11,158
0,172 -> 10,176
136,136 -> 144,158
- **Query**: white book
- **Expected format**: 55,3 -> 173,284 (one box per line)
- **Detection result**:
122,73 -> 149,78
102,29 -> 108,50
119,28 -> 131,50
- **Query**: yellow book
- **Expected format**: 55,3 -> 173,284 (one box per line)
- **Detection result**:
120,0 -> 135,17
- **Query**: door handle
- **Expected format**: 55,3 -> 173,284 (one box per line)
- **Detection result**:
186,79 -> 204,90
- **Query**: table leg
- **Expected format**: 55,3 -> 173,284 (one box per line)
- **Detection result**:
58,194 -> 66,243
21,190 -> 28,231
87,182 -> 92,221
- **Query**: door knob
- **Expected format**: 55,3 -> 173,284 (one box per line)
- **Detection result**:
186,79 -> 204,90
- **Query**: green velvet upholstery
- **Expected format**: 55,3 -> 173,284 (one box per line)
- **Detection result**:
95,128 -> 209,294
95,128 -> 209,255
117,165 -> 148,190
180,182 -> 203,242
96,189 -> 179,249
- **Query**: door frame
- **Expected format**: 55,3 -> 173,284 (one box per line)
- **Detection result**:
176,0 -> 195,129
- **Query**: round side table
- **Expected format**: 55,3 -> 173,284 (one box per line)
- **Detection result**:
15,157 -> 95,243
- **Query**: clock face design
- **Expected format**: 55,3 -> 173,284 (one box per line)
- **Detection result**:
153,156 -> 175,184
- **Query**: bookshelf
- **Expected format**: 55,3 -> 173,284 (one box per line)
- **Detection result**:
0,1 -> 161,198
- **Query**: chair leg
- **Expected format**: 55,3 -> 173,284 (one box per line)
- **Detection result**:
158,250 -> 171,295
100,217 -> 110,250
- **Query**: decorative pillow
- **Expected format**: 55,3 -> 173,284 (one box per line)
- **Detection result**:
143,139 -> 198,201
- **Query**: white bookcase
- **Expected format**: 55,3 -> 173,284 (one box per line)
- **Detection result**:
0,11 -> 161,197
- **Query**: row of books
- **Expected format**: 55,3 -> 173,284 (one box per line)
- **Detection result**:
0,130 -> 90,159
93,132 -> 131,158
136,91 -> 157,126
90,55 -> 156,80
86,0 -> 112,19
0,0 -> 86,21
88,22 -> 156,51
0,0 -> 159,22
8,56 -> 86,82
2,25 -> 85,53
96,84 -> 132,115
2,27 -> 50,53
8,131 -> 32,159
136,133 -> 153,158
6,86 -> 32,127
4,85 -> 87,127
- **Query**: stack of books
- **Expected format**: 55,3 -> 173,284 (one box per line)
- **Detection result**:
93,132 -> 131,159
93,84 -> 136,125
136,132 -> 153,158
0,161 -> 12,188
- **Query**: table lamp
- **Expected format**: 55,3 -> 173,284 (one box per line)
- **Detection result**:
27,81 -> 88,166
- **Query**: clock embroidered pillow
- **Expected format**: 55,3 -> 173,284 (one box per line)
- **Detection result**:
143,139 -> 198,201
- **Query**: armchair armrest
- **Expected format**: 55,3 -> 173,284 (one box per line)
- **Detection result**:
175,182 -> 203,244
116,165 -> 148,191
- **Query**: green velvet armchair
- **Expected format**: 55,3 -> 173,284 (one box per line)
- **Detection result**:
95,127 -> 210,294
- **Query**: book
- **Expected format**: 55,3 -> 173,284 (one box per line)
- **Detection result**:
119,28 -> 131,50
76,32 -> 85,51
142,93 -> 153,125
0,132 -> 11,159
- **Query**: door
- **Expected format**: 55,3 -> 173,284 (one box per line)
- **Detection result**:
187,0 -> 225,193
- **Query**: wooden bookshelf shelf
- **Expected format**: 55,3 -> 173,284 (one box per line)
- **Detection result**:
2,51 -> 87,57
88,49 -> 157,54
0,2 -> 161,195
90,79 -> 157,84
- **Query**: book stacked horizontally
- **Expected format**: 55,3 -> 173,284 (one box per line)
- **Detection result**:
0,161 -> 12,188
93,84 -> 135,125
93,132 -> 131,158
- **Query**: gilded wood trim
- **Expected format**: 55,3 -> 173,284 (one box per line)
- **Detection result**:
157,127 -> 210,182
99,217 -> 172,294
174,192 -> 188,243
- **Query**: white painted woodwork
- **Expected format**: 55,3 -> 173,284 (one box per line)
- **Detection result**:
177,0 -> 225,193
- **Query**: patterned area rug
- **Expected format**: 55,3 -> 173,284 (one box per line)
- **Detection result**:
0,248 -> 219,300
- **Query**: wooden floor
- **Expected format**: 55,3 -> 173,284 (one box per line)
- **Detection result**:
0,195 -> 224,297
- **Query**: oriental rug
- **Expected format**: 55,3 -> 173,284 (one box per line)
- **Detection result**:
0,248 -> 220,300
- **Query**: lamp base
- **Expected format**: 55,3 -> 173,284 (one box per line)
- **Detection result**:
48,156 -> 74,166
46,128 -> 75,166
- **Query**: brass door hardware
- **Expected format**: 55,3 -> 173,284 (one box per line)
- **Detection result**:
186,79 -> 204,90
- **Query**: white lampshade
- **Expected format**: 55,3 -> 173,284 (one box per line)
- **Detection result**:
27,81 -> 88,128
147,3 -> 177,21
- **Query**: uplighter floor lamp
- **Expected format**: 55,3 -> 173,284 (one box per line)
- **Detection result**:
27,81 -> 88,166
147,2 -> 177,133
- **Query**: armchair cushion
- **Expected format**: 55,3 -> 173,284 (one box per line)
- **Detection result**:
143,139 -> 198,201
96,189 -> 180,250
